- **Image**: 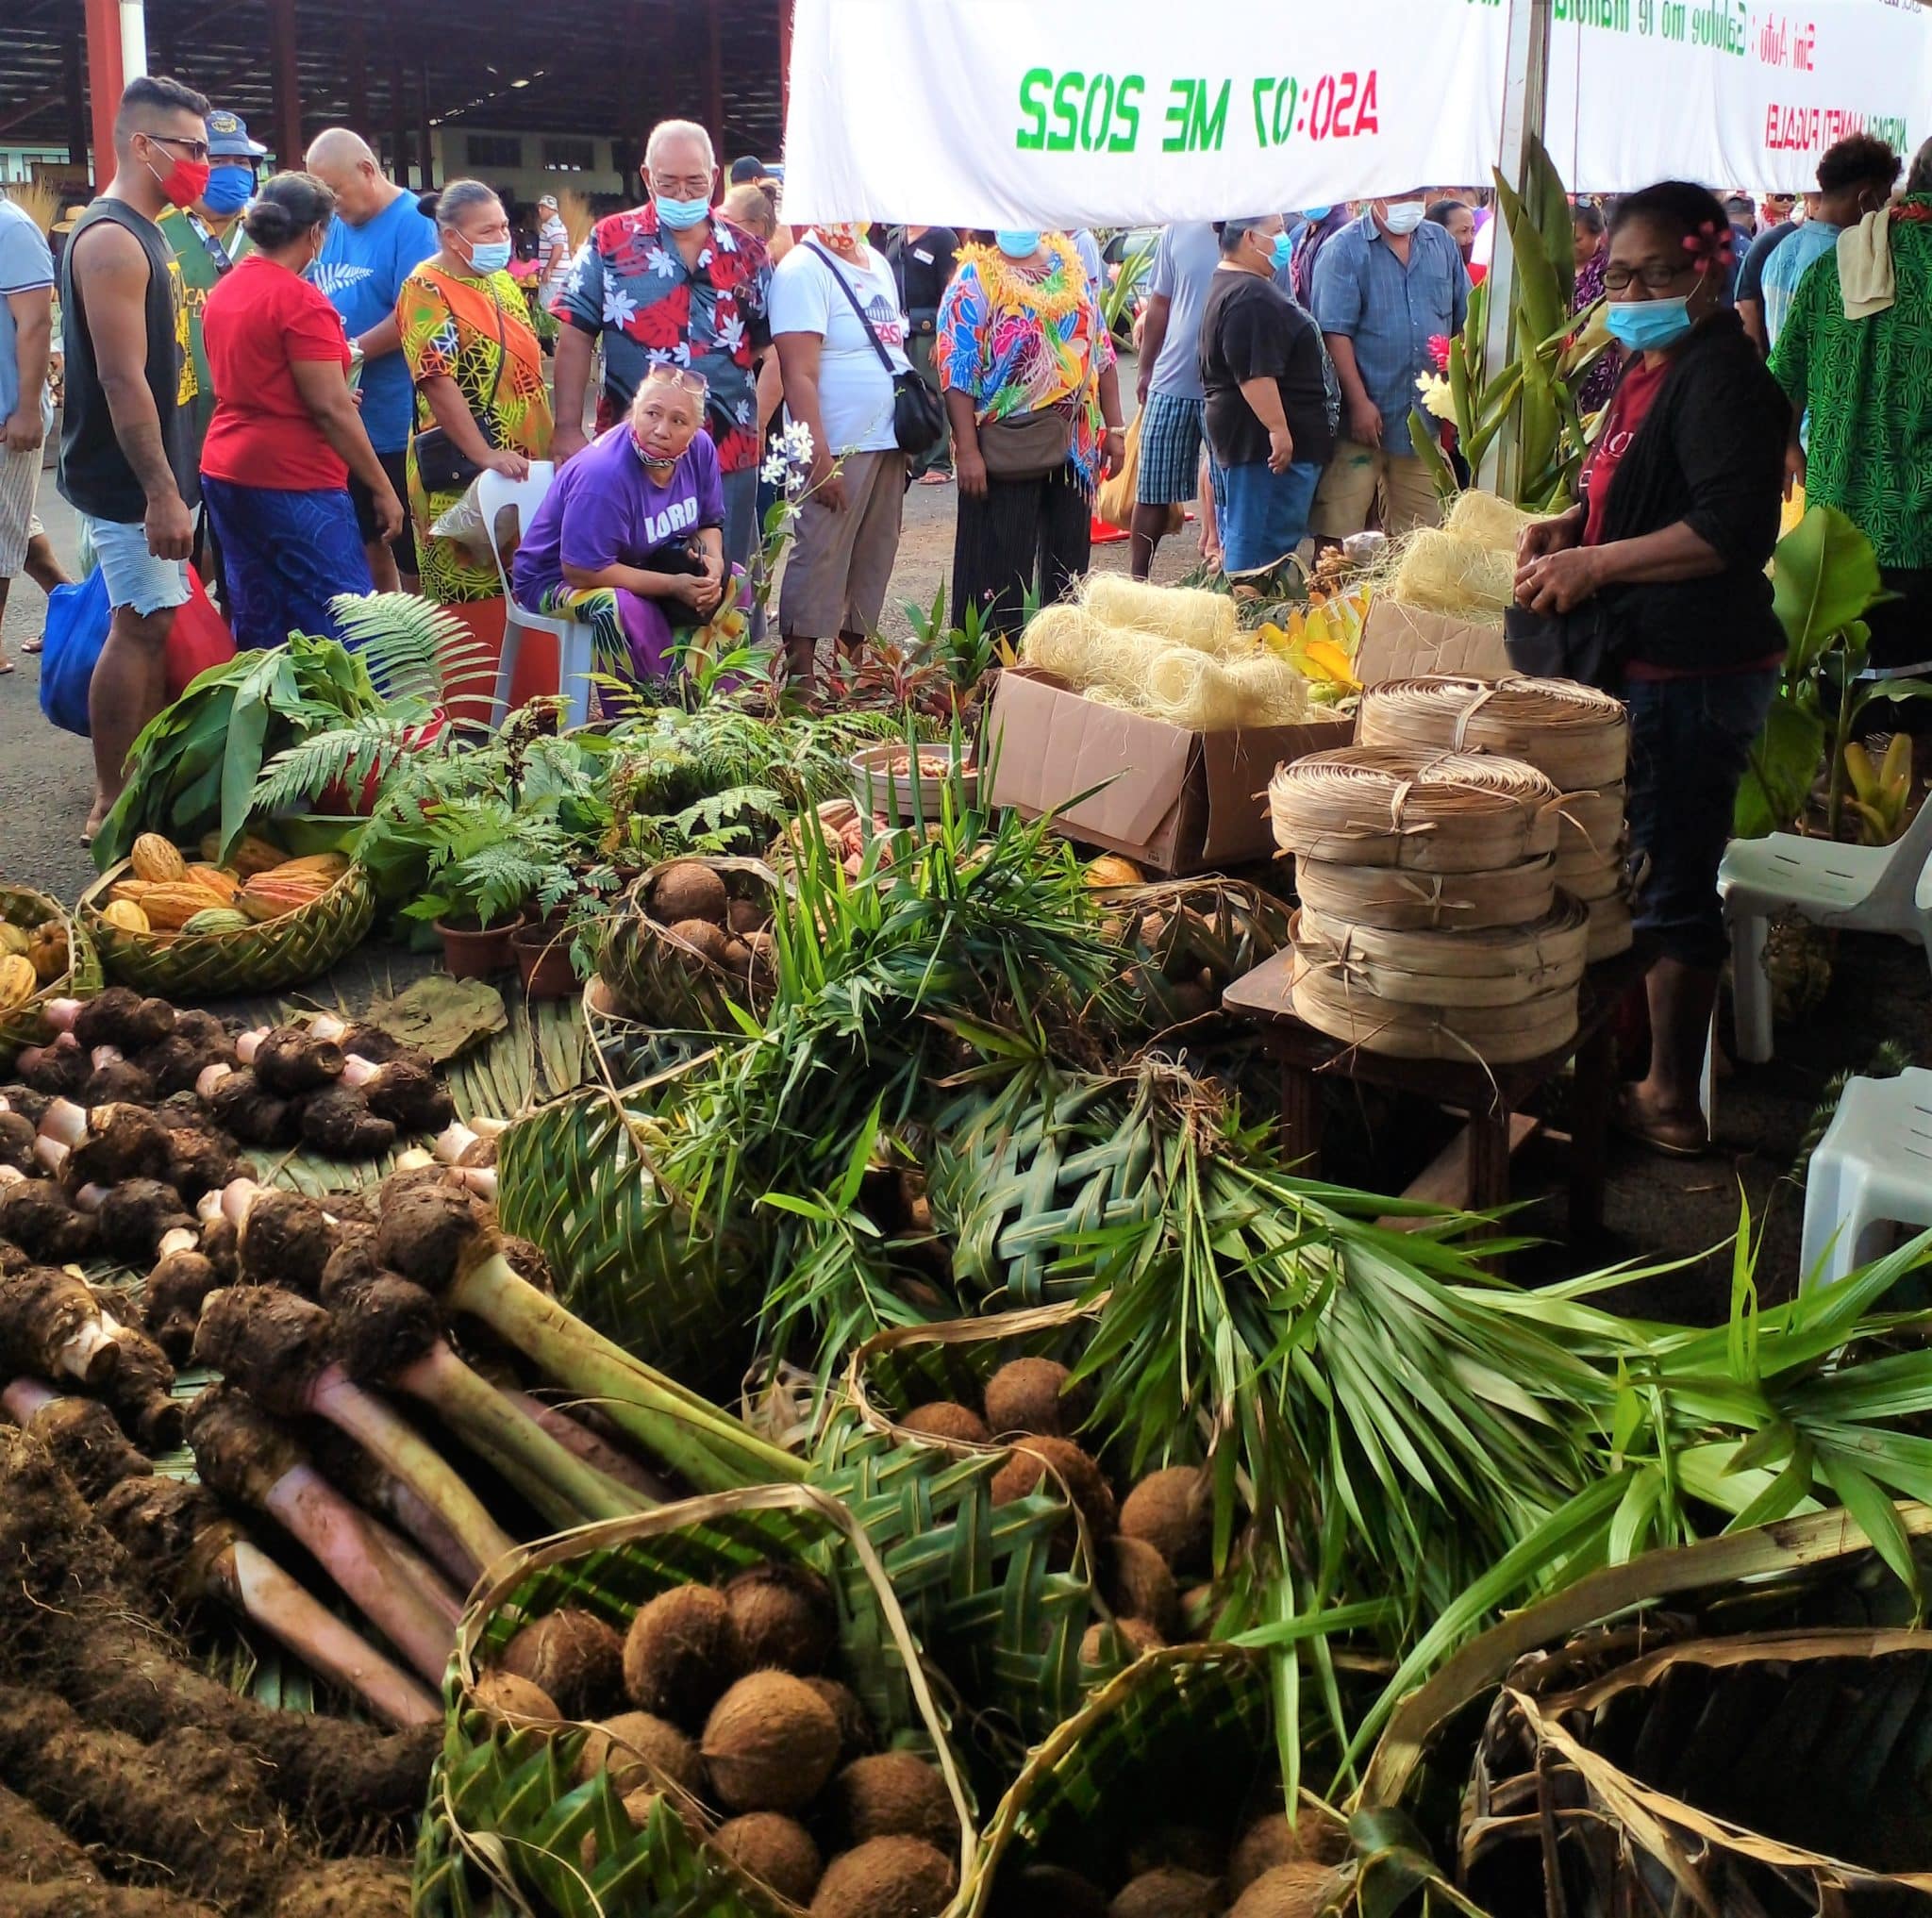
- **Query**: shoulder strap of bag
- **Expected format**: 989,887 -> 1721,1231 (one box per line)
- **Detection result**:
419,264 -> 510,418
805,242 -> 897,375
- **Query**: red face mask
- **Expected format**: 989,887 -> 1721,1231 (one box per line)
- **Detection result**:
143,141 -> 211,209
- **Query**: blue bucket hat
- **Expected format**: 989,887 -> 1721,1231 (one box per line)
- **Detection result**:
206,108 -> 267,159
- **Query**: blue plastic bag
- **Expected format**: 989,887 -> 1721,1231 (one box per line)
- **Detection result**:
37,567 -> 109,738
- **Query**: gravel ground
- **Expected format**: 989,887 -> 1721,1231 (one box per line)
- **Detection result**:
4,450 -> 1921,1324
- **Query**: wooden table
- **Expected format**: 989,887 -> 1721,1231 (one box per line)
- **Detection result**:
1223,944 -> 1652,1231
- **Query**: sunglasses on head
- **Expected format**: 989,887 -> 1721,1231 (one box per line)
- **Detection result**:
643,365 -> 708,397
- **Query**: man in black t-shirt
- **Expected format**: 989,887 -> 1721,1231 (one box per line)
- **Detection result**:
1198,216 -> 1336,579
887,224 -> 960,480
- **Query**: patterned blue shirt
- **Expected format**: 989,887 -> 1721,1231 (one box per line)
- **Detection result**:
1309,214 -> 1469,454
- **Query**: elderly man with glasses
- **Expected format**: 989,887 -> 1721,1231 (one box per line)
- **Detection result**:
550,118 -> 773,571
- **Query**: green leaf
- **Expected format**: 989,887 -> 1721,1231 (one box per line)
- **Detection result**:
1735,694 -> 1827,837
1774,504 -> 1886,669
1817,1454 -> 1923,1608
1407,408 -> 1458,502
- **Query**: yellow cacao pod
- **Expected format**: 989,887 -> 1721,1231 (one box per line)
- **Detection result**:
202,831 -> 287,878
27,925 -> 67,983
140,883 -> 232,931
0,955 -> 37,1010
0,924 -> 29,959
187,864 -> 242,904
100,900 -> 152,934
269,853 -> 351,884
130,834 -> 188,883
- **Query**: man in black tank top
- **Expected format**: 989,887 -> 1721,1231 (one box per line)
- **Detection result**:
55,74 -> 208,842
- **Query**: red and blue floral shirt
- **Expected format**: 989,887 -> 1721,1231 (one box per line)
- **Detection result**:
552,201 -> 772,475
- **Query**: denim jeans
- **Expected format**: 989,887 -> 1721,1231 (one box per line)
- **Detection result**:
1624,668 -> 1778,967
1209,457 -> 1324,575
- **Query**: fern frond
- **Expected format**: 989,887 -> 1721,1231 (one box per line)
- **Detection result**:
327,592 -> 487,700
251,713 -> 458,817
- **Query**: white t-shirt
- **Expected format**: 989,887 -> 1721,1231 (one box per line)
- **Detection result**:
768,241 -> 909,456
539,213 -> 571,294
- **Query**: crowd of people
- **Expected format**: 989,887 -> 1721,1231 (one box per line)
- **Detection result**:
2,75 -> 1929,981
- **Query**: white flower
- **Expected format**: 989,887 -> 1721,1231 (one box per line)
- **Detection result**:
696,247 -> 713,271
645,244 -> 676,278
780,420 -> 815,465
603,284 -> 638,327
759,451 -> 792,486
646,342 -> 692,370
1416,371 -> 1457,423
734,396 -> 754,426
713,224 -> 738,255
715,313 -> 746,355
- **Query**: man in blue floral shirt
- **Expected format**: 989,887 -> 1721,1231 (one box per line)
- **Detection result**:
551,118 -> 772,567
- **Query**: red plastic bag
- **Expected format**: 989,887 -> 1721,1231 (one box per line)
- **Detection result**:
164,567 -> 237,697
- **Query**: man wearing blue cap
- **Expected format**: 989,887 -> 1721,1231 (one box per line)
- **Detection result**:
158,107 -> 264,465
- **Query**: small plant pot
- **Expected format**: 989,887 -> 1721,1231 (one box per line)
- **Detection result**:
511,920 -> 578,1000
437,916 -> 518,978
850,742 -> 979,829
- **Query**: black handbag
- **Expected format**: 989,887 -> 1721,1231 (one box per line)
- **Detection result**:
1504,598 -> 1620,688
804,242 -> 945,459
411,269 -> 508,495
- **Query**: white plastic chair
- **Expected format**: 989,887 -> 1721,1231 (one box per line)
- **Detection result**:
1798,1067 -> 1932,1290
1719,797 -> 1932,1063
475,462 -> 598,731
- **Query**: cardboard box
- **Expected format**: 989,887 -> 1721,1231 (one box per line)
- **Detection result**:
986,602 -> 1511,876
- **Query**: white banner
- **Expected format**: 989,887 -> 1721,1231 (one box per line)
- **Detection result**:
1542,0 -> 1925,193
780,0 -> 1512,227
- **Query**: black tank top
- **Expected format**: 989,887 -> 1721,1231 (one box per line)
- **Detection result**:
57,197 -> 198,523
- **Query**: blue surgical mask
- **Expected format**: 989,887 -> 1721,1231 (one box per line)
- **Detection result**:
1270,230 -> 1295,270
200,166 -> 253,216
1604,296 -> 1694,352
655,194 -> 711,231
1302,206 -> 1333,223
995,229 -> 1042,259
463,237 -> 513,275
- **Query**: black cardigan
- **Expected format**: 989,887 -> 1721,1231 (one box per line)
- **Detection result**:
1593,310 -> 1789,673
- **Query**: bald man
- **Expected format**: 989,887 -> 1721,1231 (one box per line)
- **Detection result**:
304,127 -> 437,591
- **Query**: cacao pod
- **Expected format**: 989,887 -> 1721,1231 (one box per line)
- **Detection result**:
130,834 -> 188,883
0,925 -> 29,959
269,853 -> 350,884
99,900 -> 153,934
203,831 -> 286,878
0,955 -> 37,1010
179,907 -> 251,936
187,864 -> 242,904
27,925 -> 67,983
140,883 -> 234,931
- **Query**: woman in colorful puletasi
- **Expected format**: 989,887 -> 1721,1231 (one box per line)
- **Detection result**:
937,229 -> 1125,638
511,366 -> 749,703
395,179 -> 552,604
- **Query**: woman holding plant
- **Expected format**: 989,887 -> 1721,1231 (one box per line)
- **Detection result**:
510,366 -> 749,701
1514,180 -> 1788,1158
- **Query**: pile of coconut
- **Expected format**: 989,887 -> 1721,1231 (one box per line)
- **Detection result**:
475,1559 -> 960,1918
643,861 -> 776,998
895,1356 -> 1219,1666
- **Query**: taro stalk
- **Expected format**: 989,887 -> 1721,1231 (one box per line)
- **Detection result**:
185,1384 -> 458,1687
192,1285 -> 516,1579
98,1475 -> 440,1730
375,1186 -> 805,1493
0,1263 -> 120,1387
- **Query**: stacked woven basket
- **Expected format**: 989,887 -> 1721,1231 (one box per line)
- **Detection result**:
1267,676 -> 1631,1066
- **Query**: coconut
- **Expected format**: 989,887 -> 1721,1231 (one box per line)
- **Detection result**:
469,1671 -> 560,1726
1227,1861 -> 1335,1918
1108,1868 -> 1221,1918
1103,1535 -> 1179,1638
802,1676 -> 875,1763
702,1669 -> 841,1812
826,1751 -> 955,1851
711,1812 -> 824,1906
651,862 -> 730,926
724,1562 -> 835,1675
898,1400 -> 991,1444
576,1710 -> 703,1795
725,896 -> 769,938
1119,1466 -> 1212,1575
1229,1813 -> 1301,1893
809,1836 -> 956,1918
990,1436 -> 1117,1542
499,1608 -> 625,1719
1078,1617 -> 1164,1669
722,937 -> 753,974
668,918 -> 733,971
999,1863 -> 1110,1918
982,1357 -> 1087,1438
1126,1827 -> 1224,1879
623,1582 -> 741,1724
579,1781 -> 708,1869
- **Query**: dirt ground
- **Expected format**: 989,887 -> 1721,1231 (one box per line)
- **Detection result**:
4,453 -> 1923,1326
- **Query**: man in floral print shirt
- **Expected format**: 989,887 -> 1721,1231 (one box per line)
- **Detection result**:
551,118 -> 772,567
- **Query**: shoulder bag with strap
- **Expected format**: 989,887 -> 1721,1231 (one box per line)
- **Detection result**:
411,268 -> 509,494
804,242 -> 945,458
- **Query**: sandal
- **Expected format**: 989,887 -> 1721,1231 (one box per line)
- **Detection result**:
21,636 -> 42,654
918,469 -> 953,486
1612,1085 -> 1708,1159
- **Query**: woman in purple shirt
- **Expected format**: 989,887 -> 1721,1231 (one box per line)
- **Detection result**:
512,365 -> 748,695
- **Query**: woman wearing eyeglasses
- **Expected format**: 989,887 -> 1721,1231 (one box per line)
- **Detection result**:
1514,180 -> 1789,1159
511,365 -> 747,699
396,178 -> 553,605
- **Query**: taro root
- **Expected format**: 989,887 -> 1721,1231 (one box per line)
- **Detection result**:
317,1221 -> 384,1303
200,1212 -> 239,1280
237,1189 -> 338,1296
724,1561 -> 835,1675
142,1248 -> 222,1362
297,1085 -> 397,1159
0,1173 -> 97,1262
92,1306 -> 185,1453
161,1119 -> 244,1202
80,1056 -> 157,1107
306,1424 -> 478,1595
204,1066 -> 296,1146
185,1384 -> 457,1687
243,1026 -> 346,1097
192,1284 -> 514,1579
1,1379 -> 150,1500
58,1102 -> 174,1187
342,1055 -> 455,1133
142,1026 -> 239,1096
0,1086 -> 51,1127
89,1177 -> 196,1262
72,988 -> 175,1056
98,1474 -> 438,1731
0,1264 -> 119,1386
0,1111 -> 36,1173
16,1034 -> 86,1095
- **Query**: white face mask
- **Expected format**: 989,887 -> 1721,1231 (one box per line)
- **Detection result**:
1380,200 -> 1426,236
